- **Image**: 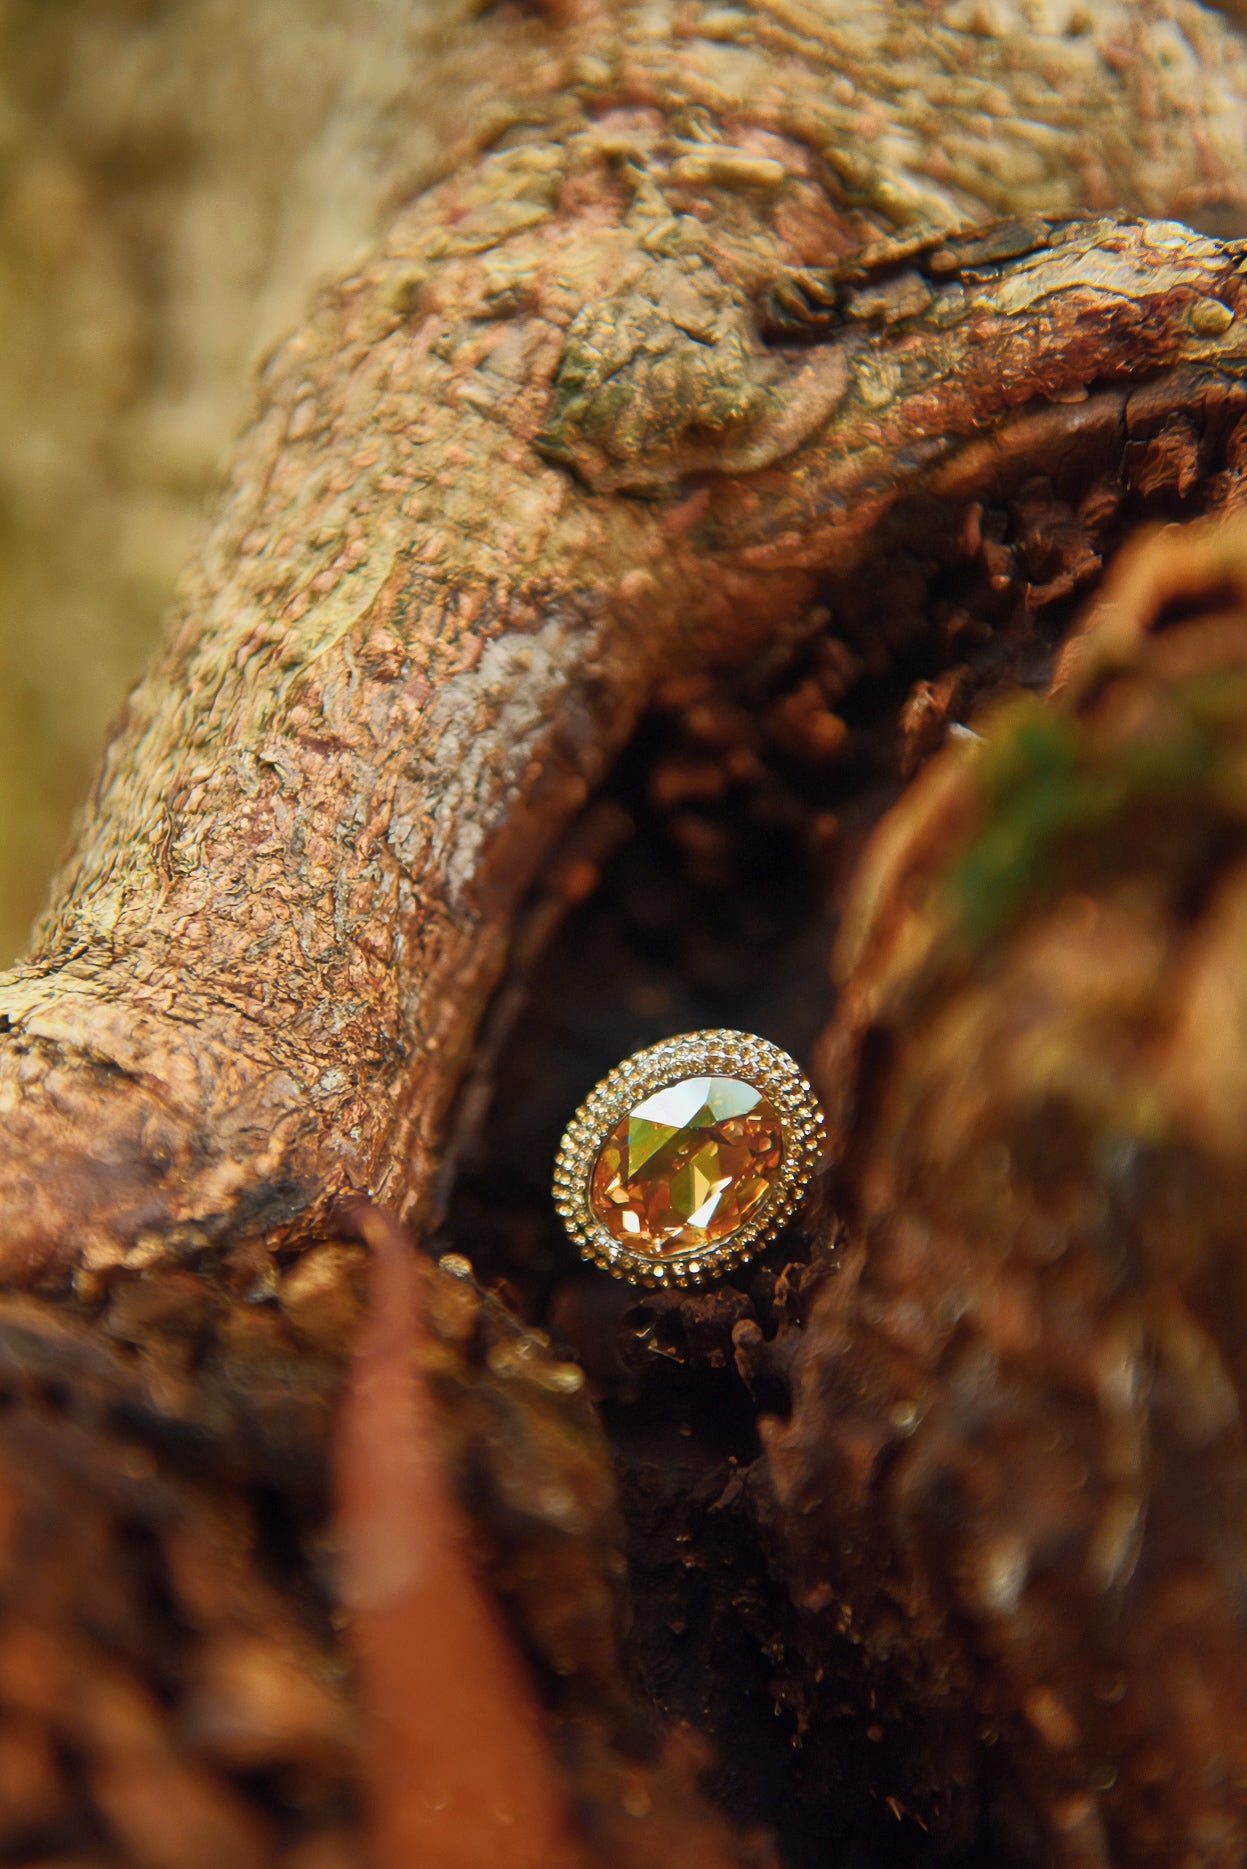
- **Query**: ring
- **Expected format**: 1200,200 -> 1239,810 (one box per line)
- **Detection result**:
553,1030 -> 826,1287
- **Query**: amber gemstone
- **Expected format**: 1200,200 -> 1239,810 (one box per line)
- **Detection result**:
589,1075 -> 784,1255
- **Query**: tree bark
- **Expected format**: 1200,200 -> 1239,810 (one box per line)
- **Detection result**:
4,5 -> 1247,1867
5,110 -> 1247,1284
748,519 -> 1247,1865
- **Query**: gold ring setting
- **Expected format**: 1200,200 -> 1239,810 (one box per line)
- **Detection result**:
553,1030 -> 826,1287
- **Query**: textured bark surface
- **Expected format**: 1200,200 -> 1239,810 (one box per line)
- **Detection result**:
0,0 -> 506,958
0,1217 -> 771,1867
744,520 -> 1247,1865
8,0 -> 1247,958
6,147 -> 1247,1285
5,5 -> 1247,1867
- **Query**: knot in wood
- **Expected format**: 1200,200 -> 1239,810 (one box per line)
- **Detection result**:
534,250 -> 848,496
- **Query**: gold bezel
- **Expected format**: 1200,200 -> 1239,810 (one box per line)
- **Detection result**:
552,1029 -> 826,1287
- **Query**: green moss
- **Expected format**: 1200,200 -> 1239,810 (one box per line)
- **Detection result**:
946,672 -> 1247,949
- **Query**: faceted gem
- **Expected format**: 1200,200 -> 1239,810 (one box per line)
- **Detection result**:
589,1075 -> 784,1255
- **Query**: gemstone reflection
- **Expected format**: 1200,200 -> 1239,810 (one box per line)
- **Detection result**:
589,1075 -> 784,1255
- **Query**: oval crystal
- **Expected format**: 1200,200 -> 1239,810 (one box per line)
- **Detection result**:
589,1075 -> 784,1255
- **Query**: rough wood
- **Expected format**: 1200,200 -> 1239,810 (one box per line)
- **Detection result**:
4,182 -> 1247,1290
5,7 -> 1247,1867
743,519 -> 1247,1865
